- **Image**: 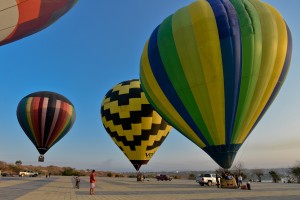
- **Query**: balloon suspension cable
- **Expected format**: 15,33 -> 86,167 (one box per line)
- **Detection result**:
234,136 -> 251,166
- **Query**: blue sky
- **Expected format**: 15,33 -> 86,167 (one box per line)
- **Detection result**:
0,0 -> 299,172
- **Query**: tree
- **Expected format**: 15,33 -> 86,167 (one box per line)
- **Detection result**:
233,162 -> 243,175
253,169 -> 264,182
107,172 -> 113,177
15,160 -> 22,166
189,173 -> 195,179
7,164 -> 22,174
291,161 -> 300,183
47,165 -> 63,175
269,170 -> 281,183
62,167 -> 80,176
0,161 -> 7,170
233,162 -> 247,180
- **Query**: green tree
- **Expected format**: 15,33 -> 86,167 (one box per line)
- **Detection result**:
62,167 -> 80,176
253,169 -> 264,182
107,172 -> 113,177
291,162 -> 300,183
269,170 -> 281,183
15,160 -> 22,166
189,173 -> 195,179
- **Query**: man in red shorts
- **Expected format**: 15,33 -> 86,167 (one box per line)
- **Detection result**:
90,170 -> 96,195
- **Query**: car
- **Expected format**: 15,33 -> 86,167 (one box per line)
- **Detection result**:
196,174 -> 220,186
1,172 -> 12,177
156,174 -> 172,181
19,171 -> 39,177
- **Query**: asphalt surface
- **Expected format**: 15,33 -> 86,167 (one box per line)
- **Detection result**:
0,176 -> 300,199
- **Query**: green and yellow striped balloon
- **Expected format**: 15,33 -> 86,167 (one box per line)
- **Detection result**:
101,79 -> 172,171
140,0 -> 292,168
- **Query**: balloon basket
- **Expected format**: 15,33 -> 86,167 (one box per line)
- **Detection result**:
220,178 -> 238,189
38,155 -> 44,162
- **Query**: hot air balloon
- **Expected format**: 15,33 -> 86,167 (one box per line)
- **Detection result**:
101,79 -> 172,171
17,91 -> 76,162
0,0 -> 78,46
140,0 -> 292,169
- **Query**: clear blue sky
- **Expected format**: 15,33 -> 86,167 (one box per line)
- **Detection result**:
0,0 -> 299,172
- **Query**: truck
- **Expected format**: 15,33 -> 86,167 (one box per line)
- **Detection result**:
19,171 -> 39,177
156,174 -> 173,181
196,174 -> 220,186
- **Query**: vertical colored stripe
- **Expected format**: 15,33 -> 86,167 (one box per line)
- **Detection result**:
47,102 -> 68,146
48,103 -> 73,147
207,0 -> 241,145
46,100 -> 61,145
230,0 -> 262,143
249,23 -> 292,135
188,0 -> 225,145
157,12 -> 213,145
235,0 -> 278,143
31,97 -> 41,146
243,3 -> 289,137
17,99 -> 35,144
40,98 -> 49,146
140,41 -> 206,148
148,21 -> 210,146
26,97 -> 37,144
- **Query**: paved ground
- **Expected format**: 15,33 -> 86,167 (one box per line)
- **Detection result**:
0,176 -> 300,200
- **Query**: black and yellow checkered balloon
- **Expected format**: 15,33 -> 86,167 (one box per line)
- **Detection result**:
101,79 -> 172,171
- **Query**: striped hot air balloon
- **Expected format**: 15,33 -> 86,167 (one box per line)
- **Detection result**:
0,0 -> 78,46
140,0 -> 292,168
17,91 -> 76,162
101,79 -> 172,171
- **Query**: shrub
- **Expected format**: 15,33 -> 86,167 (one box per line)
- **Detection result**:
107,172 -> 113,177
189,174 -> 195,179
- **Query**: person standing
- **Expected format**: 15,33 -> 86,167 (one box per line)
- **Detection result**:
75,176 -> 80,189
90,170 -> 96,195
238,175 -> 243,187
216,174 -> 220,188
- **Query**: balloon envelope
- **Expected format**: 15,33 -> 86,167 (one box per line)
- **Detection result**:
101,79 -> 172,171
17,91 -> 76,157
140,0 -> 292,168
0,0 -> 77,46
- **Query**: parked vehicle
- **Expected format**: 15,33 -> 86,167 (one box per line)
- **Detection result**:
196,174 -> 220,186
1,172 -> 13,177
156,174 -> 172,181
195,174 -> 204,183
19,171 -> 38,177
